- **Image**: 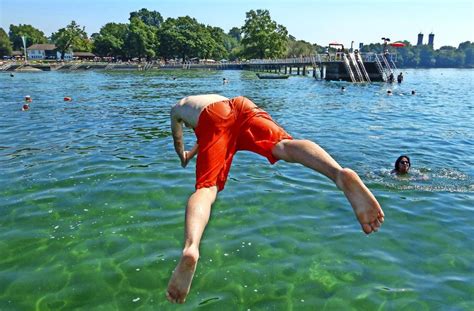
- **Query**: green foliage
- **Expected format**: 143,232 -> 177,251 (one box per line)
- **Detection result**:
92,23 -> 128,58
74,38 -> 93,52
157,16 -> 227,61
130,8 -> 163,28
124,17 -> 158,60
223,35 -> 240,60
458,41 -> 474,67
8,24 -> 47,50
286,38 -> 314,57
436,47 -> 465,67
241,9 -> 288,59
157,16 -> 196,60
51,21 -> 88,59
228,27 -> 241,42
359,40 -> 473,68
0,27 -> 13,57
4,8 -> 472,68
205,26 -> 228,59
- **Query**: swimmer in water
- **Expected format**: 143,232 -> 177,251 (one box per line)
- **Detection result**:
391,155 -> 410,175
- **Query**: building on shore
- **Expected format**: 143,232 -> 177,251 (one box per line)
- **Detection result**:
417,33 -> 424,46
73,52 -> 97,61
428,33 -> 435,47
27,44 -> 73,61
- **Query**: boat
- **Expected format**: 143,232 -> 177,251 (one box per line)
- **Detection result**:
256,73 -> 289,79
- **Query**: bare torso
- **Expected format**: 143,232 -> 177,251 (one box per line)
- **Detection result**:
172,94 -> 229,128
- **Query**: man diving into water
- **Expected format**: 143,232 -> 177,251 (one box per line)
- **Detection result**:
166,94 -> 385,303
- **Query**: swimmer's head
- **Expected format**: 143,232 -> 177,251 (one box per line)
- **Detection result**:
394,155 -> 410,174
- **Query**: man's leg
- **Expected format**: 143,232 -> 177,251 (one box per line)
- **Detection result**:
166,186 -> 218,304
272,139 -> 384,234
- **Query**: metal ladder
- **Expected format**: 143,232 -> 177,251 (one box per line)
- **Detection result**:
70,63 -> 81,70
0,63 -> 13,71
105,63 -> 115,70
374,54 -> 388,81
342,54 -> 356,82
145,62 -> 154,70
380,54 -> 393,76
348,53 -> 365,82
355,53 -> 371,82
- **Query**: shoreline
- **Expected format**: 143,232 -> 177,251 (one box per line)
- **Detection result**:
2,61 -> 473,73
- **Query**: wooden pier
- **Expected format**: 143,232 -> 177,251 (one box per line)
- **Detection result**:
1,52 -> 397,83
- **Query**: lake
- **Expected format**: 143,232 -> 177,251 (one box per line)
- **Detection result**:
0,68 -> 473,310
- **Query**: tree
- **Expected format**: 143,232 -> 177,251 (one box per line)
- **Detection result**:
458,41 -> 474,67
228,27 -> 241,42
419,45 -> 435,67
158,16 -> 221,61
8,24 -> 47,50
205,26 -> 228,59
0,27 -> 13,57
93,23 -> 128,58
286,38 -> 314,57
124,17 -> 157,60
240,9 -> 288,59
435,48 -> 464,67
74,37 -> 93,52
130,8 -> 163,28
51,21 -> 88,59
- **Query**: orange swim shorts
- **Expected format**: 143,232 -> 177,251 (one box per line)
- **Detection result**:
194,96 -> 292,191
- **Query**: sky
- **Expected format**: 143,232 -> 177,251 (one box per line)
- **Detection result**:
1,0 -> 473,49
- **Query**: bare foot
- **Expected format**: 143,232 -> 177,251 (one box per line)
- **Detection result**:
336,168 -> 385,234
166,248 -> 199,304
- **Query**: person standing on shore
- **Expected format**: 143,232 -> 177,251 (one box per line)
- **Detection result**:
166,94 -> 385,304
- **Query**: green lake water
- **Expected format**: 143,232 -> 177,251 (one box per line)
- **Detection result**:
0,69 -> 473,310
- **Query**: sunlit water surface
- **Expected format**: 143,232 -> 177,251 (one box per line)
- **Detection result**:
1,68 -> 473,310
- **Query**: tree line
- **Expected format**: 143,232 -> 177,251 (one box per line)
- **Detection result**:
0,8 -> 472,68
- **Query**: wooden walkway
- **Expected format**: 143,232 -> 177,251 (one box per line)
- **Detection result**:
1,52 -> 397,82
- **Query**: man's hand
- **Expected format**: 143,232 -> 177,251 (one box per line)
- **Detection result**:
180,151 -> 190,168
180,144 -> 198,168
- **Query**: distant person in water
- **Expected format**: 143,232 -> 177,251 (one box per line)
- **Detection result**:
388,73 -> 394,83
397,72 -> 403,83
387,90 -> 393,95
341,86 -> 346,92
391,155 -> 410,175
411,90 -> 416,95
222,77 -> 229,84
166,94 -> 385,304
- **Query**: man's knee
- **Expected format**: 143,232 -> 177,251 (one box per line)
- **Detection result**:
190,186 -> 218,204
272,139 -> 294,162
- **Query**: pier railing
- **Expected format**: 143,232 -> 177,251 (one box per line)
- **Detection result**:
1,53 -> 397,71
